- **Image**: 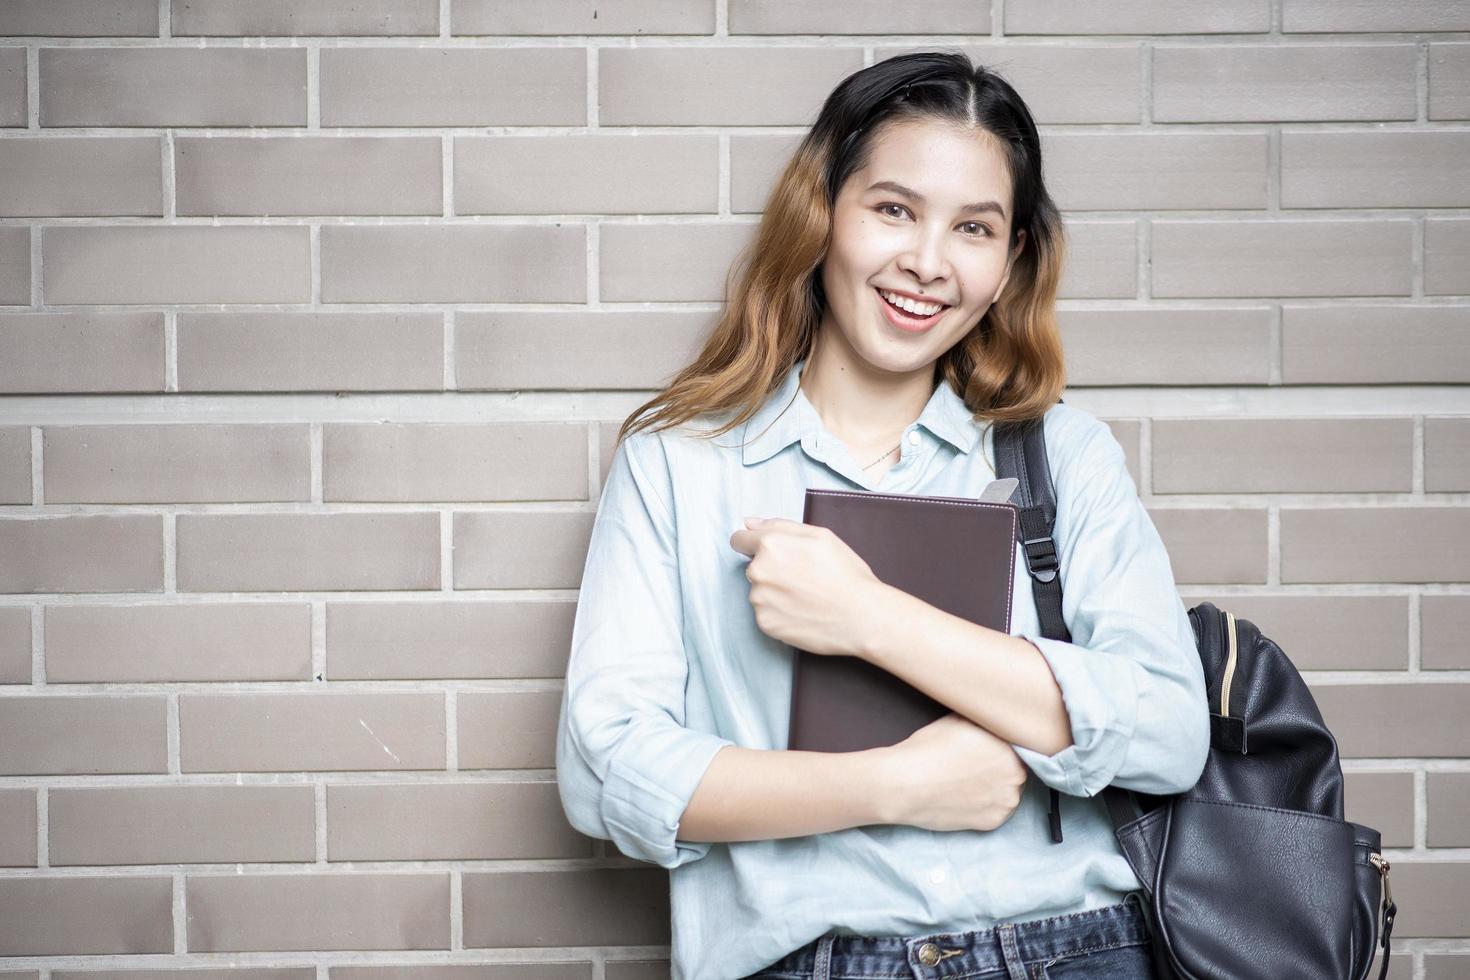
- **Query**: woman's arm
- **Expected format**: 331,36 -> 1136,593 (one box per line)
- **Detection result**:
676,744 -> 897,843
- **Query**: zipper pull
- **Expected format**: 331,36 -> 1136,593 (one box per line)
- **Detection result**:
1369,852 -> 1395,947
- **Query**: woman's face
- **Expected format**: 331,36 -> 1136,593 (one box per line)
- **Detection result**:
818,115 -> 1027,376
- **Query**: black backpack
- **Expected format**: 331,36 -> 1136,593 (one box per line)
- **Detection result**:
993,413 -> 1398,980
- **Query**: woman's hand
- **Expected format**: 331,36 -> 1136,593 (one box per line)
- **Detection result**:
877,712 -> 1030,832
728,517 -> 892,658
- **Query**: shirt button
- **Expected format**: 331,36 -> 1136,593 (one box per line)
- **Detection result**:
929,866 -> 947,884
907,431 -> 921,446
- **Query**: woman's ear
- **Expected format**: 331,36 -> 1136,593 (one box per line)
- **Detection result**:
990,228 -> 1027,305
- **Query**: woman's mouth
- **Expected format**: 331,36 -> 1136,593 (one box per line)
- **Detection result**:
875,286 -> 949,333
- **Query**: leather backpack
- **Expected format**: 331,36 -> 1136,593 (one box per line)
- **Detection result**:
992,413 -> 1398,980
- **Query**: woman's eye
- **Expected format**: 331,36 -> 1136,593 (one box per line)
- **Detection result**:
961,222 -> 993,238
878,203 -> 908,219
877,204 -> 991,238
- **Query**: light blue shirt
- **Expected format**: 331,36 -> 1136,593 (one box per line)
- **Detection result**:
555,356 -> 1210,980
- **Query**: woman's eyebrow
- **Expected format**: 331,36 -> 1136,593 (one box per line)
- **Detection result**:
865,179 -> 1007,220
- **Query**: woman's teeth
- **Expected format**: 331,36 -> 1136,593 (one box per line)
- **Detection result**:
878,288 -> 946,317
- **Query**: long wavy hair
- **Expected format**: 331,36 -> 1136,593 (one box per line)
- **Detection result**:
616,50 -> 1068,449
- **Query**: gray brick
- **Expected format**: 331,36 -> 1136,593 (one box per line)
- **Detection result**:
461,868 -> 668,948
1177,594 -> 1408,671
601,46 -> 862,125
1428,773 -> 1470,847
326,599 -> 574,680
173,0 -> 438,36
44,424 -> 310,503
600,222 -> 754,302
327,782 -> 586,860
1282,131 -> 1470,208
1426,219 -> 1470,295
1344,772 -> 1414,848
324,422 -> 586,502
177,312 -> 443,392
0,789 -> 35,866
455,311 -> 711,390
334,969 -> 592,980
730,133 -> 804,214
176,513 -> 440,592
452,510 -> 595,590
55,970 -> 311,980
1154,44 -> 1417,122
45,602 -> 312,683
0,137 -> 161,216
1007,0 -> 1268,33
729,0 -> 988,34
598,420 -> 622,487
1430,43 -> 1470,120
1427,417 -> 1470,492
1283,305 -> 1470,385
0,696 -> 166,775
457,690 -> 559,770
1059,308 -> 1272,386
1152,220 -> 1413,298
1426,954 -> 1470,978
1153,418 -> 1411,494
1284,0 -> 1470,32
0,515 -> 162,594
0,48 -> 24,127
0,606 -> 27,683
1044,132 -> 1267,211
40,47 -> 305,127
0,0 -> 158,35
44,226 -> 310,305
321,225 -> 584,303
907,43 -> 1141,123
454,135 -> 717,215
321,48 -> 584,126
0,427 -> 29,504
176,137 -> 442,217
1372,862 -> 1470,938
185,874 -> 449,951
1059,221 -> 1137,299
49,785 -> 315,865
0,227 -> 29,305
1423,595 -> 1470,670
179,692 -> 445,773
0,312 -> 164,393
1282,506 -> 1470,583
1150,508 -> 1268,584
1314,684 -> 1470,758
453,0 -> 713,35
0,877 -> 172,955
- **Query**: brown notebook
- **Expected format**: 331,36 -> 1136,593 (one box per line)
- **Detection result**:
787,481 -> 1020,754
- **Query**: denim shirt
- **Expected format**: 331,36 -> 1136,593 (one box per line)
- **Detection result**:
555,357 -> 1210,980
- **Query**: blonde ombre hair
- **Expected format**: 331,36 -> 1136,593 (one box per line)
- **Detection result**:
617,50 -> 1069,449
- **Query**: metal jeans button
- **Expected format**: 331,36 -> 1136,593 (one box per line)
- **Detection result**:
917,942 -> 941,966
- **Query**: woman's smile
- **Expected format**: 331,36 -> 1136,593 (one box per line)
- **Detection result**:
875,284 -> 949,333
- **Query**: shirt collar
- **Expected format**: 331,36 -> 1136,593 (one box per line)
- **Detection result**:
740,357 -> 980,465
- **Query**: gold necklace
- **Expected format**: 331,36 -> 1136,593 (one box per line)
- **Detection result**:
862,443 -> 901,469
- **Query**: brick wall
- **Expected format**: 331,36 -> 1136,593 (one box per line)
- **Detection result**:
0,1 -> 1467,977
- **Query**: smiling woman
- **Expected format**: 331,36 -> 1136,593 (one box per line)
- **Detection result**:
555,51 -> 1200,980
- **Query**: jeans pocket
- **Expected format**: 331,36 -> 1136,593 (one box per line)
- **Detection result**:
1036,941 -> 1153,980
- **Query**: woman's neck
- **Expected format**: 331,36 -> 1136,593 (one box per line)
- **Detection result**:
799,332 -> 935,455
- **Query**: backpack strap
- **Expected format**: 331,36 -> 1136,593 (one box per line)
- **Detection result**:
993,405 -> 1145,845
992,412 -> 1068,843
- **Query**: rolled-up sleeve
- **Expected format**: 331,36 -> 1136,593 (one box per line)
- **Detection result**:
1010,420 -> 1210,799
555,429 -> 736,869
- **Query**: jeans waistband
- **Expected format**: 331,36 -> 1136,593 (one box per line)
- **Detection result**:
763,891 -> 1152,980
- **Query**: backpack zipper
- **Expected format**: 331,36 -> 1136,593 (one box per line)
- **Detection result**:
1369,852 -> 1394,941
1219,610 -> 1239,718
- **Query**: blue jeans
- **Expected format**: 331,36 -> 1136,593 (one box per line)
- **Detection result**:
744,891 -> 1156,980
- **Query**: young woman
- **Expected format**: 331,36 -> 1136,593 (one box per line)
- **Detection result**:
556,51 -> 1210,980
